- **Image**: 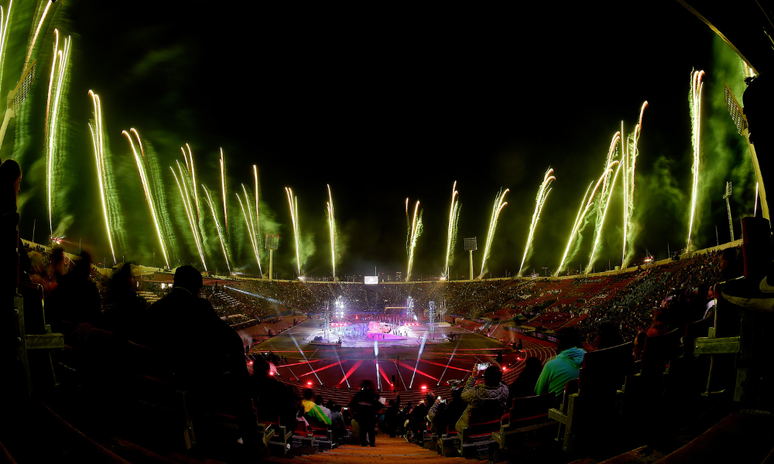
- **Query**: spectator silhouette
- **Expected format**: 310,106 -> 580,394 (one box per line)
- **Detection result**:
144,265 -> 261,452
101,263 -> 146,340
46,251 -> 101,335
349,379 -> 381,447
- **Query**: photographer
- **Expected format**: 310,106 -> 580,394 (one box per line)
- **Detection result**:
455,363 -> 509,435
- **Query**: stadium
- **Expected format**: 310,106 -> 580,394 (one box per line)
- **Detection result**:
3,2 -> 774,464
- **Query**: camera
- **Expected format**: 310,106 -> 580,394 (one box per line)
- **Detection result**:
476,362 -> 490,371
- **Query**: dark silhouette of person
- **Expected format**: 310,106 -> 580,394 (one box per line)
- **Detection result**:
144,265 -> 262,452
349,379 -> 382,447
101,263 -> 146,340
46,251 -> 101,336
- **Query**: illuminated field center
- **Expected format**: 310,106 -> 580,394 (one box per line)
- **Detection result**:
241,317 -> 556,395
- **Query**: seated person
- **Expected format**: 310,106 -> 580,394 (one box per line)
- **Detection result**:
455,364 -> 509,435
301,388 -> 331,425
535,327 -> 585,398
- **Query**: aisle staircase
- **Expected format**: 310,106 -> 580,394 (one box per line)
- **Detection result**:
271,435 -> 489,464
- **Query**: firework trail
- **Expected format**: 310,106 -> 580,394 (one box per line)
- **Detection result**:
181,144 -> 200,220
584,132 -> 620,272
253,165 -> 261,263
591,132 -> 620,249
326,184 -> 337,280
687,71 -> 704,253
479,189 -> 508,279
220,148 -> 227,233
203,184 -> 231,274
518,169 -> 555,276
0,2 -> 13,97
406,200 -> 423,282
123,128 -> 170,269
237,183 -> 263,276
45,30 -> 70,238
622,101 -> 648,267
586,161 -> 622,273
443,181 -> 461,279
285,187 -> 302,278
23,0 -> 53,72
87,90 -> 116,264
555,169 -> 610,276
170,161 -> 207,271
405,198 -> 410,254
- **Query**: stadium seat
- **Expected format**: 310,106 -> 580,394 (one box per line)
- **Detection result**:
456,400 -> 503,457
491,393 -> 559,463
548,341 -> 634,455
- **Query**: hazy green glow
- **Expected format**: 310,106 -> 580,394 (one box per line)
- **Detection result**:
203,184 -> 231,274
123,129 -> 170,268
285,187 -> 302,277
687,71 -> 704,252
443,181 -> 460,279
88,90 -> 116,264
519,168 -> 555,276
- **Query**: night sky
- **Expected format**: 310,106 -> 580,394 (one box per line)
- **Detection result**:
4,2 -> 755,280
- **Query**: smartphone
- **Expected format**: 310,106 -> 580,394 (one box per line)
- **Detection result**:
476,362 -> 490,371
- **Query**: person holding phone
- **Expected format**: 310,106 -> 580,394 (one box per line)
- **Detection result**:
455,363 -> 509,435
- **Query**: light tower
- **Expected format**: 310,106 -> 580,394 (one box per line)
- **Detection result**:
464,237 -> 477,281
723,181 -> 734,242
323,301 -> 332,342
427,301 -> 436,337
265,235 -> 279,280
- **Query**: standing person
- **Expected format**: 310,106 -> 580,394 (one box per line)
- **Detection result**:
349,379 -> 382,447
144,265 -> 264,456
